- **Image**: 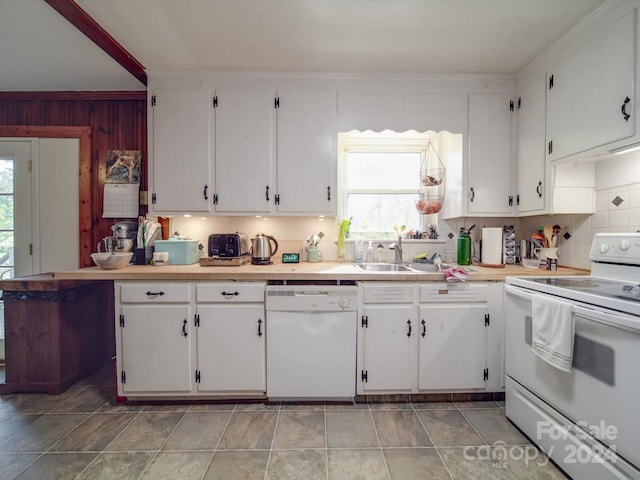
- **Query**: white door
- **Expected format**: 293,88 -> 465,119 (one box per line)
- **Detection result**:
0,140 -> 33,361
361,305 -> 415,392
418,304 -> 487,390
517,74 -> 547,213
214,89 -> 275,213
0,140 -> 33,279
120,304 -> 193,393
546,10 -> 635,161
151,88 -> 213,212
276,90 -> 335,214
196,304 -> 265,393
467,93 -> 513,214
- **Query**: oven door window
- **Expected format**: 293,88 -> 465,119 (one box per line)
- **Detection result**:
525,315 -> 615,386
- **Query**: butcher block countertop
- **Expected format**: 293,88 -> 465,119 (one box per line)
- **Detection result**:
45,261 -> 589,283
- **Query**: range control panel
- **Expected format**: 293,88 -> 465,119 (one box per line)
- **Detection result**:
589,233 -> 640,266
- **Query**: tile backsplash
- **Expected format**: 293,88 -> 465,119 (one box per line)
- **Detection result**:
164,180 -> 640,270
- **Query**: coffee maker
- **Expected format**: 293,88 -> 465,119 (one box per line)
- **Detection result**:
111,221 -> 138,253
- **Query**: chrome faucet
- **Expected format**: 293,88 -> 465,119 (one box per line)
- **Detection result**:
389,237 -> 403,264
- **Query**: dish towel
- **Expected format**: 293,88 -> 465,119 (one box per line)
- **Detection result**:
531,294 -> 575,372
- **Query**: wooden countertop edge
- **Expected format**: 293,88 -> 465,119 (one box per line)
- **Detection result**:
33,262 -> 590,284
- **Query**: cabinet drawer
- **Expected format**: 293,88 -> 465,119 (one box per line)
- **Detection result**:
419,283 -> 488,303
362,284 -> 414,304
119,283 -> 191,303
196,282 -> 265,303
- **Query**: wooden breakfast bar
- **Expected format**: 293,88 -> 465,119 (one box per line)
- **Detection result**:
0,275 -> 114,394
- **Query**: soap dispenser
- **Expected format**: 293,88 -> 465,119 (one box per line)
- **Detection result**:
365,241 -> 375,263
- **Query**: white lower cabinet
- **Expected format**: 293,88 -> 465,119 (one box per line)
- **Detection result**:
417,304 -> 487,390
115,281 -> 266,399
360,304 -> 416,392
195,283 -> 265,394
358,282 -> 501,395
120,303 -> 193,394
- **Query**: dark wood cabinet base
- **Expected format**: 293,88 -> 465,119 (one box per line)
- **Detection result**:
0,275 -> 114,395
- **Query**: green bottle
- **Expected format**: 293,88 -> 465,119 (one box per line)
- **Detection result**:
457,225 -> 475,265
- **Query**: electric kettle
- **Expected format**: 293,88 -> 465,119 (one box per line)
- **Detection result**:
251,233 -> 279,265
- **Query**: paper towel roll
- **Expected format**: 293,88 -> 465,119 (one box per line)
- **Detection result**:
481,227 -> 503,265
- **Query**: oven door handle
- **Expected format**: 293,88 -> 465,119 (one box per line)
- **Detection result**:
572,304 -> 640,333
505,284 -> 640,333
504,284 -> 534,301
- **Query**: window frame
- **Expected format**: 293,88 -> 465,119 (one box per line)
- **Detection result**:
338,132 -> 438,236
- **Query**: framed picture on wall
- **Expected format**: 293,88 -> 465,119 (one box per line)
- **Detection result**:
105,150 -> 142,184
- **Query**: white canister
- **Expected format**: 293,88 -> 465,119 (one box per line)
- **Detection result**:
152,251 -> 169,266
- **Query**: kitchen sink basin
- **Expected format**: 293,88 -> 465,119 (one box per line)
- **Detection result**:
410,263 -> 475,272
355,263 -> 418,272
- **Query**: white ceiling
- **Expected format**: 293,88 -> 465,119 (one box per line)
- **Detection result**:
1,0 -> 606,91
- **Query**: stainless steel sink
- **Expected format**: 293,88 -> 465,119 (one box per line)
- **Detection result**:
354,263 -> 417,272
409,263 -> 475,272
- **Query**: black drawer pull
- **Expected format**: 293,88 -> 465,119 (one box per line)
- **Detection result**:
182,319 -> 188,337
145,291 -> 165,297
258,318 -> 263,337
221,291 -> 239,298
421,319 -> 426,337
407,319 -> 412,337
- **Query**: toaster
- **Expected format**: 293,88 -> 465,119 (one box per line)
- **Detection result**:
208,233 -> 250,258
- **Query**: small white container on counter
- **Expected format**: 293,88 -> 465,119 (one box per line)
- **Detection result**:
152,251 -> 169,266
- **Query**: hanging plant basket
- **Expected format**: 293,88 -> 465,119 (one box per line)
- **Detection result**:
420,168 -> 446,187
415,193 -> 444,214
419,140 -> 446,186
416,140 -> 446,215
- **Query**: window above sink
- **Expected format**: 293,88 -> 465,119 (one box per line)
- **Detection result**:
337,130 -> 462,238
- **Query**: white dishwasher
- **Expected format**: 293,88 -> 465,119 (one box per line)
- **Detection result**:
266,284 -> 358,401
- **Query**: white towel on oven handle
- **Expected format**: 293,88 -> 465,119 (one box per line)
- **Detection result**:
531,294 -> 575,372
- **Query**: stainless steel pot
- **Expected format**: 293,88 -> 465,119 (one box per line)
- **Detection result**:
251,233 -> 278,265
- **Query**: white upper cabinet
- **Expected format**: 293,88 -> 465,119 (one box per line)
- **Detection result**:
151,88 -> 213,213
403,92 -> 467,133
546,9 -> 636,162
276,90 -> 336,215
516,75 -> 547,214
466,93 -> 514,215
214,90 -> 275,214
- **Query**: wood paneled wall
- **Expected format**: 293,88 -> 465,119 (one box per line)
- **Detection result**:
0,92 -> 147,267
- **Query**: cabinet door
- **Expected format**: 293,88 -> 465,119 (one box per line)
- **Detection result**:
276,90 -> 336,214
151,88 -> 212,212
418,304 -> 487,390
517,75 -> 547,213
120,304 -> 192,393
196,304 -> 265,393
214,90 -> 275,213
361,305 -> 415,392
547,10 -> 635,161
468,93 -> 513,214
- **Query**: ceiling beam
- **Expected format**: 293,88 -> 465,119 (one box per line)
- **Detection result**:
43,0 -> 147,86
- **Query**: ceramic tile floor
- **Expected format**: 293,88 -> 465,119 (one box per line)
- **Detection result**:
0,367 -> 570,480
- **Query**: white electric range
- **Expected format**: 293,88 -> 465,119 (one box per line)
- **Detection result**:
505,233 -> 640,480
